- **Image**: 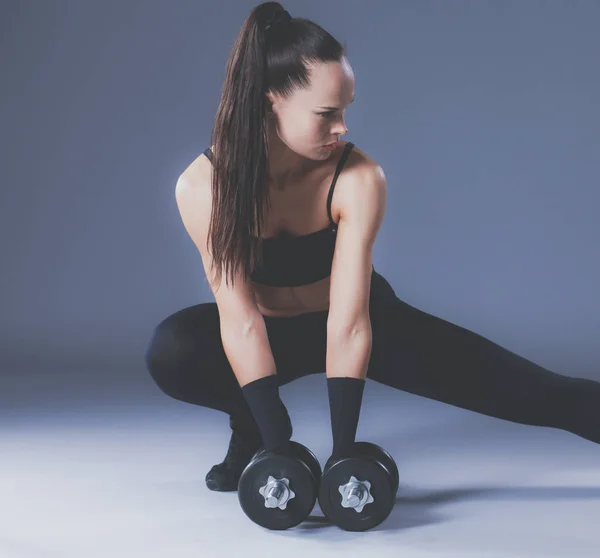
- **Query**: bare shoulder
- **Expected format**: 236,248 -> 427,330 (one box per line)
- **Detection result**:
178,144 -> 216,192
346,142 -> 377,168
174,147 -> 217,244
335,142 -> 383,205
345,144 -> 383,181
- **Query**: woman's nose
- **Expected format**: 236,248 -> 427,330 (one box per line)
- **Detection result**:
332,122 -> 348,136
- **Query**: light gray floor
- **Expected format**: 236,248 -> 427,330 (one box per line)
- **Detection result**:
2,366 -> 599,557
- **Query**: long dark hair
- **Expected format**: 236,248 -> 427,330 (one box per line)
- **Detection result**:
207,1 -> 346,290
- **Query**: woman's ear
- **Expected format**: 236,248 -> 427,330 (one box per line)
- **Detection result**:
265,92 -> 274,113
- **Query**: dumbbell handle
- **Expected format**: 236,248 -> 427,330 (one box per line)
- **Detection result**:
258,476 -> 296,509
339,476 -> 375,513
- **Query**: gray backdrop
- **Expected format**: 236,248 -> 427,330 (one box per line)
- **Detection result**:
2,2 -> 600,555
2,0 -> 599,391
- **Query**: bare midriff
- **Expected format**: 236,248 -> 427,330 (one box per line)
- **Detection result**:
253,276 -> 331,317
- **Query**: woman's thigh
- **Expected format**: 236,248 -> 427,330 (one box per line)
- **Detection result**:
263,309 -> 329,384
367,272 -> 575,425
144,303 -> 329,401
144,303 -> 243,411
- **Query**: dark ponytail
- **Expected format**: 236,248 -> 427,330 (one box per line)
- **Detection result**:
207,1 -> 346,290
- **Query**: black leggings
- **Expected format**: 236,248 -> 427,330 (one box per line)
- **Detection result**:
144,270 -> 599,444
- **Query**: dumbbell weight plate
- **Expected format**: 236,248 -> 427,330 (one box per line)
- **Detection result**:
238,441 -> 319,530
318,454 -> 395,532
290,442 -> 322,492
353,441 -> 399,495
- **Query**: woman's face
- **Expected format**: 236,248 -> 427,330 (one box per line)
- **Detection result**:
266,57 -> 355,162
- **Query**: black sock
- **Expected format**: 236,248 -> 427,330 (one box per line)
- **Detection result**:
240,375 -> 292,454
229,401 -> 262,445
327,376 -> 365,459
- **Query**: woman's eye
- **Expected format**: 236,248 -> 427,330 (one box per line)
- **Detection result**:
319,111 -> 335,118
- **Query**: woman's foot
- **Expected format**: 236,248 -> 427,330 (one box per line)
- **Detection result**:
205,429 -> 263,492
205,408 -> 293,492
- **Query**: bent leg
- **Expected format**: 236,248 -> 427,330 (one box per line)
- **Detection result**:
144,303 -> 328,492
368,288 -> 600,444
144,303 -> 257,430
144,303 -> 328,426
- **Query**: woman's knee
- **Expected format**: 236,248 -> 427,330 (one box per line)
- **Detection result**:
144,304 -> 219,393
144,320 -> 185,396
144,321 -> 173,375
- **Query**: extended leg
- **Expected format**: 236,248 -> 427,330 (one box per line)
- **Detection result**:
368,296 -> 600,444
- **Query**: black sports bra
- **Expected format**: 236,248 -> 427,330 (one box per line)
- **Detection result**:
203,142 -> 355,287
